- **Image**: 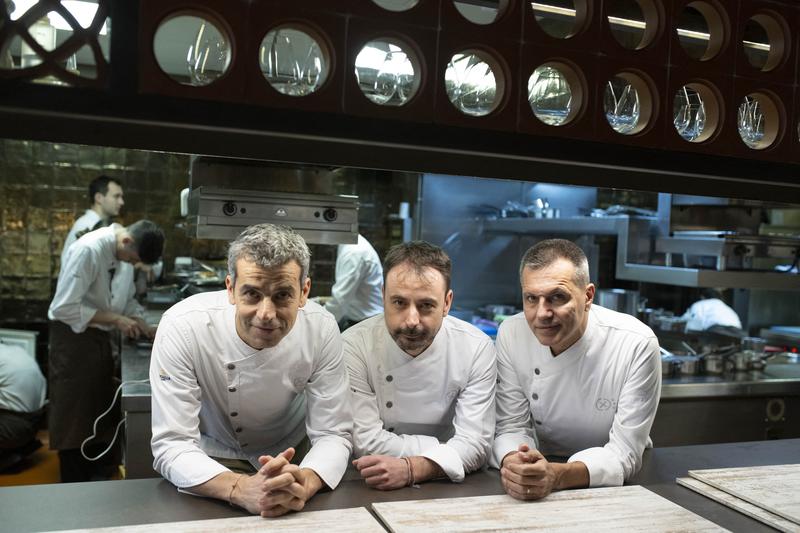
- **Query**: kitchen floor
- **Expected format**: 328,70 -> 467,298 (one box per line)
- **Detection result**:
0,430 -> 60,486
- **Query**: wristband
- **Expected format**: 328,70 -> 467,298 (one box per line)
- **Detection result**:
228,474 -> 245,507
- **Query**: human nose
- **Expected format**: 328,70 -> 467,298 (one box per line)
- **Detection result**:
404,305 -> 420,328
534,298 -> 553,321
256,298 -> 276,321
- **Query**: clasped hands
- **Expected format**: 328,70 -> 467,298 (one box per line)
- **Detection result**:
352,454 -> 413,490
232,448 -> 323,517
500,443 -> 558,501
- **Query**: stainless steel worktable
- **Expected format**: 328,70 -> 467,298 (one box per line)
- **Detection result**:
1,439 -> 797,532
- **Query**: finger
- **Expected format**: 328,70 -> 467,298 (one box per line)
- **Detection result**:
517,443 -> 530,453
363,474 -> 388,487
260,485 -> 303,508
280,447 -> 296,463
260,455 -> 291,476
505,461 -> 547,478
502,466 -> 545,486
353,456 -> 380,470
284,496 -> 306,512
263,472 -> 297,491
258,455 -> 274,466
261,505 -> 291,518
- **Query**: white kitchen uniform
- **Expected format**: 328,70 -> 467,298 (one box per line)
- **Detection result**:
344,314 -> 496,482
60,211 -> 143,319
681,298 -> 742,331
0,343 -> 46,414
150,292 -> 353,490
325,234 -> 383,323
493,305 -> 661,487
48,225 -> 137,333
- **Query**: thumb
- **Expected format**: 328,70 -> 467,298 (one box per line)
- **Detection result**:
517,443 -> 530,453
258,455 -> 274,466
280,447 -> 296,463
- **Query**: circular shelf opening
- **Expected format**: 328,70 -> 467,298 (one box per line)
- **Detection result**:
527,62 -> 584,126
607,0 -> 661,50
154,13 -> 231,87
354,39 -> 421,106
737,92 -> 782,150
672,82 -> 721,143
453,0 -> 509,25
531,0 -> 589,39
444,49 -> 505,117
676,1 -> 727,61
603,71 -> 654,135
372,0 -> 419,12
742,14 -> 786,72
259,26 -> 331,97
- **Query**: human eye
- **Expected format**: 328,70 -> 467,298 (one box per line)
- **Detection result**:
549,292 -> 569,305
242,289 -> 260,302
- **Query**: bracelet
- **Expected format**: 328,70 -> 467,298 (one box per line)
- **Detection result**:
228,474 -> 245,507
403,457 -> 415,487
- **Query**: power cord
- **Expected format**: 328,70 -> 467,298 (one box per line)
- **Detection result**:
80,379 -> 150,461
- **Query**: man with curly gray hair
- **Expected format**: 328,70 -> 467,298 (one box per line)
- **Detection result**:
150,223 -> 352,517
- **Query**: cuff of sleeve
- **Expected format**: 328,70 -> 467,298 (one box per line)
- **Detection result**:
165,451 -> 229,488
420,443 -> 465,482
71,306 -> 98,333
568,447 -> 624,487
491,433 -> 536,469
299,437 -> 351,490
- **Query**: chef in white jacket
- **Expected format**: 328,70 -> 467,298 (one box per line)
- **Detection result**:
150,223 -> 353,517
345,241 -> 496,490
324,234 -> 383,330
493,239 -> 660,500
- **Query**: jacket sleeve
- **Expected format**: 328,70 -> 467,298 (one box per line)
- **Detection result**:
49,247 -> 102,333
491,323 -> 538,468
299,317 -> 354,489
149,314 -> 228,488
568,336 -> 662,486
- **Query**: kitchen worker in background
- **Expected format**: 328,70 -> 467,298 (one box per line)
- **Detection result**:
493,239 -> 661,500
60,175 -> 160,319
681,288 -> 742,332
346,241 -> 496,490
324,234 -> 383,331
48,220 -> 164,482
150,223 -> 352,517
0,342 -> 47,470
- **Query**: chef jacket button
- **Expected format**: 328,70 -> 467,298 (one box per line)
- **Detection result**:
386,401 -> 393,408
531,393 -> 539,401
231,411 -> 238,417
387,427 -> 395,432
535,420 -> 542,425
227,363 -> 235,370
386,375 -> 393,382
534,368 -> 540,375
241,443 -> 248,448
228,387 -> 236,393
235,427 -> 242,433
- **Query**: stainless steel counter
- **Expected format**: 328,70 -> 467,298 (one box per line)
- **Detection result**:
2,439 -> 797,533
662,364 -> 800,399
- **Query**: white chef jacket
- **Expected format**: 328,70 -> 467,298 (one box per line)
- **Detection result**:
60,211 -> 144,318
0,343 -> 46,413
344,314 -> 496,482
325,235 -> 383,323
150,292 -> 353,490
493,305 -> 661,487
48,225 -> 133,333
681,298 -> 742,331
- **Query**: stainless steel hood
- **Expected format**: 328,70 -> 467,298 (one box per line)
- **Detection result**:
186,187 -> 358,245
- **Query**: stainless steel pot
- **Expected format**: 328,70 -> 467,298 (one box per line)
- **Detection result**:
596,289 -> 641,317
675,355 -> 701,375
703,354 -> 725,374
661,355 -> 678,377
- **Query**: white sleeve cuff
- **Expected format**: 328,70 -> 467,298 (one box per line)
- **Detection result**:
420,443 -> 465,482
491,433 -> 536,469
568,447 -> 624,487
164,450 -> 229,489
299,437 -> 351,490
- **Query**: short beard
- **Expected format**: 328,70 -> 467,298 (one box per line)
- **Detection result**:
391,326 -> 435,355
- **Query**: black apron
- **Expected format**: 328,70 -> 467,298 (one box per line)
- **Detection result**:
48,321 -> 119,450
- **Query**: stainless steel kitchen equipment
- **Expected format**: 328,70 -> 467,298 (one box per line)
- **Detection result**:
186,187 -> 358,244
595,288 -> 641,316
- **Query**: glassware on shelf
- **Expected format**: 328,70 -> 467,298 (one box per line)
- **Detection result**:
444,51 -> 499,117
20,16 -> 57,69
260,27 -> 328,97
604,76 -> 640,134
354,40 -> 418,106
673,85 -> 706,142
372,0 -> 419,11
528,65 -> 572,126
186,21 -> 229,87
737,95 -> 765,149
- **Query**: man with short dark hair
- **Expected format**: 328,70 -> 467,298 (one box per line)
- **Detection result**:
60,175 -> 124,264
494,239 -> 660,500
48,219 -> 164,482
150,223 -> 352,517
346,241 -> 496,490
